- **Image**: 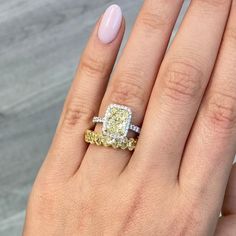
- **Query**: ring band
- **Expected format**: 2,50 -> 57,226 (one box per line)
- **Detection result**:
85,104 -> 141,151
85,130 -> 137,151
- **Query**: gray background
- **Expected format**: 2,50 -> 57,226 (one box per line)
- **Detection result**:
2,0 -> 233,235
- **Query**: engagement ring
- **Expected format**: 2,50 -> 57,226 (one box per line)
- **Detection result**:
85,104 -> 141,151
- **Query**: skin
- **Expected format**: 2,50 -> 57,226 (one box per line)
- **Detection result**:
23,0 -> 236,235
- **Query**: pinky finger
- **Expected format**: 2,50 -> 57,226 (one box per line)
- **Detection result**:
38,5 -> 125,181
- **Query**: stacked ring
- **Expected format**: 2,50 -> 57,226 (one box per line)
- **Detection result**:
85,104 -> 141,151
85,130 -> 137,151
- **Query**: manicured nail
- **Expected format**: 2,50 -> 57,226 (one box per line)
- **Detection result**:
98,5 -> 122,44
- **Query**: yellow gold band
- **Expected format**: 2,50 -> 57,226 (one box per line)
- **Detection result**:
85,130 -> 137,151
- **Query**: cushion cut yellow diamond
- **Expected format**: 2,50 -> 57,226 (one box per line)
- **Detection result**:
103,105 -> 131,138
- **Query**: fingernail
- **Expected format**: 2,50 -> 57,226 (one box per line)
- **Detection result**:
98,5 -> 122,44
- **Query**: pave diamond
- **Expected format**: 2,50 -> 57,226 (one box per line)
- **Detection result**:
103,104 -> 132,139
93,117 -> 104,123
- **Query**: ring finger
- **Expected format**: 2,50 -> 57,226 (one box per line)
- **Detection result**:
82,0 -> 184,178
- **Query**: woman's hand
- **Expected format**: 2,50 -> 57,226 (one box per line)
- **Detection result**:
24,1 -> 236,235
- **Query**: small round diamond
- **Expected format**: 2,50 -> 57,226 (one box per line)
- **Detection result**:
112,141 -> 119,149
120,141 -> 128,150
95,134 -> 102,146
127,138 -> 136,151
85,130 -> 92,143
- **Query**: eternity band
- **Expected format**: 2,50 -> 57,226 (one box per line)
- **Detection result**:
85,130 -> 137,151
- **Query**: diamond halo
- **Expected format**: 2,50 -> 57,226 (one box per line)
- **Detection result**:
103,104 -> 132,139
93,104 -> 140,146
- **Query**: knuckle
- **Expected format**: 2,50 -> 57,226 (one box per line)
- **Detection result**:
168,193 -> 206,235
120,186 -> 145,234
170,213 -> 200,235
29,182 -> 64,221
110,71 -> 146,108
178,206 -> 203,235
197,0 -> 229,8
205,91 -> 236,132
63,104 -> 94,128
80,54 -> 105,77
162,61 -> 203,103
139,9 -> 171,31
32,193 -> 58,220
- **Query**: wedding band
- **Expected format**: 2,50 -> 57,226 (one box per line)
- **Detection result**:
85,130 -> 137,151
84,104 -> 141,151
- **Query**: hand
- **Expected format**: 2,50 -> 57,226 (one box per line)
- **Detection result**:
23,1 -> 236,235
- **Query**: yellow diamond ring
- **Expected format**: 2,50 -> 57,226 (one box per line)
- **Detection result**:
85,104 -> 141,151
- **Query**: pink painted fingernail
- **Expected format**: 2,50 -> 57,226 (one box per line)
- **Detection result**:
98,5 -> 122,44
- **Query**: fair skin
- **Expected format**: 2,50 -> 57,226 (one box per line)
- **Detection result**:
24,0 -> 236,235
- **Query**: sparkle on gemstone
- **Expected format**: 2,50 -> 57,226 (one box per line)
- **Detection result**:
103,104 -> 132,139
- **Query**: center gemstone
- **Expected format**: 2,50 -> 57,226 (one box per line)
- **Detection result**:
103,104 -> 132,139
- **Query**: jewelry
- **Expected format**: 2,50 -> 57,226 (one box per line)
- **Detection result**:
93,117 -> 141,134
85,104 -> 141,151
85,130 -> 137,151
93,104 -> 141,137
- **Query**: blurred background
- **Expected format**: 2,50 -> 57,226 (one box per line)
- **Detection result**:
4,0 -> 235,235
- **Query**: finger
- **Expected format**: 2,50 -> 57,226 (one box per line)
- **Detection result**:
128,0 -> 232,182
179,1 -> 236,221
39,6 -> 125,181
222,163 -> 236,216
82,0 -> 185,178
215,215 -> 236,236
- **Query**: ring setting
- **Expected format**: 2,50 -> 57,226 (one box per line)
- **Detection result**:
85,104 -> 141,151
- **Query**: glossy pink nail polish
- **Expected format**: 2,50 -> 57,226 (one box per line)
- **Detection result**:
98,5 -> 122,44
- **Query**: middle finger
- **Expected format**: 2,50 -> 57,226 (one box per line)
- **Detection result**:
128,0 -> 232,182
